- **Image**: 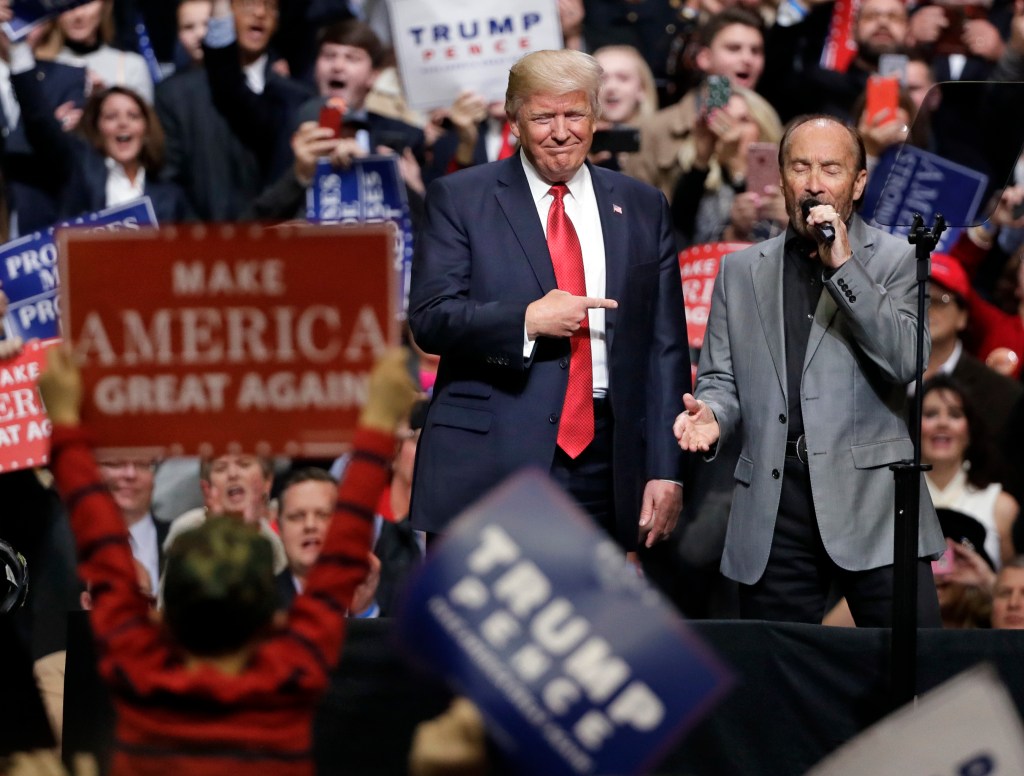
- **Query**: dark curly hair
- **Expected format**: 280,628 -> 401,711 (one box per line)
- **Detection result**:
920,374 -> 1003,489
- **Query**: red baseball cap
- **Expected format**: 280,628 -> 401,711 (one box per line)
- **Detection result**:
930,254 -> 970,300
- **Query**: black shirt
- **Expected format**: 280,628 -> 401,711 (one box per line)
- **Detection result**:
783,229 -> 826,441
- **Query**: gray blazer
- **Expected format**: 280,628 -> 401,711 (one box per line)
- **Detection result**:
696,215 -> 944,585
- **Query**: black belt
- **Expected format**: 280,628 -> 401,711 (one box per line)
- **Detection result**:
785,435 -> 808,464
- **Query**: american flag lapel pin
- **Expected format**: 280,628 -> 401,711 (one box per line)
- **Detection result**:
612,204 -> 623,215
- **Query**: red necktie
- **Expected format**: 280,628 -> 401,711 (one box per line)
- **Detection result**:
547,184 -> 594,459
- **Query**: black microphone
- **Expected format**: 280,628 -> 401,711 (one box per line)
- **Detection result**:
801,199 -> 835,245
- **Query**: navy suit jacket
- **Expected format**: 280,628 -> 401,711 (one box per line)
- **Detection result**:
408,155 -> 690,548
7,61 -> 87,233
59,148 -> 194,224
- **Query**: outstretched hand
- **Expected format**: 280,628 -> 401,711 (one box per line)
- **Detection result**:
673,393 -> 720,452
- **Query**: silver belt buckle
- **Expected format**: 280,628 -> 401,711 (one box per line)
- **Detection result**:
795,434 -> 807,464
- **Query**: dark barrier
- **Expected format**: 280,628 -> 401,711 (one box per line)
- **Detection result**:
63,616 -> 1024,775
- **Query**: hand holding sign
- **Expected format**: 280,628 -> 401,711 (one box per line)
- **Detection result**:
398,471 -> 732,776
0,286 -> 24,361
3,0 -> 96,42
37,343 -> 81,428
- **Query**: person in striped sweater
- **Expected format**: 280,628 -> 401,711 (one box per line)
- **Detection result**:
39,346 -> 419,775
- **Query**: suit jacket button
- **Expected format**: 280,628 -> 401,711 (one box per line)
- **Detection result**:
548,413 -> 558,424
849,295 -> 856,303
559,358 -> 568,369
771,469 -> 780,479
778,414 -> 786,423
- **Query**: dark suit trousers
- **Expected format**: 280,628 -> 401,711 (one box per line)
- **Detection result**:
549,399 -> 620,546
738,457 -> 942,627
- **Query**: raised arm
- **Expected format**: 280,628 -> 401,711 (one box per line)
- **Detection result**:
279,348 -> 420,680
39,346 -> 165,677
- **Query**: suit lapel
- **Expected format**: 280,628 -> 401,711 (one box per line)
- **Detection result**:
803,216 -> 873,372
751,243 -> 787,400
592,165 -> 626,353
495,157 -> 558,293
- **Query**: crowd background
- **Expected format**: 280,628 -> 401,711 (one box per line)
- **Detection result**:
2,0 -> 1024,768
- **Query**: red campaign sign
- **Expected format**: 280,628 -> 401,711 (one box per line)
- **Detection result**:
820,0 -> 859,73
679,241 -> 752,350
0,339 -> 57,473
57,223 -> 399,460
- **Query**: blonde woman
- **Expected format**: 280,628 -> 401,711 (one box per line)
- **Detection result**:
671,84 -> 785,246
55,0 -> 154,103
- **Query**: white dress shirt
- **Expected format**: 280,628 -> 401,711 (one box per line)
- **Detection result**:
520,152 -> 609,396
127,513 -> 160,592
105,157 -> 146,207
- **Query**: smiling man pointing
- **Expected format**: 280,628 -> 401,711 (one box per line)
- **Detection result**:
409,49 -> 691,553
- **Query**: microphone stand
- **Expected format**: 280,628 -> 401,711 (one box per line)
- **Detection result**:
889,212 -> 945,711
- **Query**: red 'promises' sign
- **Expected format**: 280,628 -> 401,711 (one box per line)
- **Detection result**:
58,223 -> 398,459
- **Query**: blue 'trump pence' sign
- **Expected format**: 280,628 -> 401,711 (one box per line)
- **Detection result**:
4,0 -> 94,41
398,470 -> 732,775
387,0 -> 563,110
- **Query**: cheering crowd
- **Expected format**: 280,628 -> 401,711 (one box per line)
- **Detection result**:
2,0 -> 1024,772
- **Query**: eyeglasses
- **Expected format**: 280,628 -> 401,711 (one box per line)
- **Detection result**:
928,292 -> 957,308
98,459 -> 159,473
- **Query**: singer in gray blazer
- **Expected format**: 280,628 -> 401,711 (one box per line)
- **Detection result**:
674,115 -> 944,626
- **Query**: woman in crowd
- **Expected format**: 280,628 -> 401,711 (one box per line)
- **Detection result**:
54,86 -> 192,223
669,85 -> 785,247
55,0 -> 154,103
921,375 -> 1019,568
589,46 -> 658,172
594,45 -> 658,127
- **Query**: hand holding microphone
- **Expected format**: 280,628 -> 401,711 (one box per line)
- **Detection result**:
800,198 -> 853,269
801,198 -> 836,244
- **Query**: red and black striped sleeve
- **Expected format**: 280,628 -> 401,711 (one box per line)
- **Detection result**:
49,425 -> 164,676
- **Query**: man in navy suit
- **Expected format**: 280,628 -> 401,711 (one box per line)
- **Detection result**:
409,49 -> 690,553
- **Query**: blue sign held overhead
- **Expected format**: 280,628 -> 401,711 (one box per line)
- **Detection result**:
4,0 -> 95,41
306,155 -> 414,311
861,145 -> 989,254
397,470 -> 733,776
0,198 -> 157,342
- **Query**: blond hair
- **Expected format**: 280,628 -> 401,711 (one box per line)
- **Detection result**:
593,45 -> 659,124
682,85 -> 784,192
505,49 -> 602,121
